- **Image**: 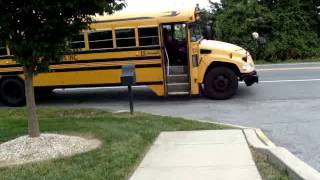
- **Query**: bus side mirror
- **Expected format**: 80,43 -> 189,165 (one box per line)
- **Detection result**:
252,32 -> 259,40
203,20 -> 214,40
121,65 -> 136,86
205,25 -> 213,40
202,26 -> 213,40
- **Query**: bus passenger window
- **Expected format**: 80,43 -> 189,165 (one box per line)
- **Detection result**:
88,31 -> 113,49
0,41 -> 7,56
116,29 -> 136,48
138,27 -> 159,46
70,34 -> 85,49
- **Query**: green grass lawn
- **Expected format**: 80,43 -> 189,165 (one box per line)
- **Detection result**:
0,108 -> 289,180
0,108 -> 230,180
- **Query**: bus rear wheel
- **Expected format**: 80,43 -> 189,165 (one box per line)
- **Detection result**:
204,67 -> 238,100
0,78 -> 26,107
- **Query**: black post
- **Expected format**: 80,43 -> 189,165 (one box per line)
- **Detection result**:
128,85 -> 134,115
121,64 -> 136,115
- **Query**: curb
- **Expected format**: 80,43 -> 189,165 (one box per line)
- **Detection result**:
243,129 -> 320,180
254,128 -> 276,147
112,110 -> 252,129
194,119 -> 251,129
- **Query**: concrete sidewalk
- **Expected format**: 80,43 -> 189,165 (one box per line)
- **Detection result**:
130,130 -> 261,180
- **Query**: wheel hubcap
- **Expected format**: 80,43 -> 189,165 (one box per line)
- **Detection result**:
213,75 -> 230,91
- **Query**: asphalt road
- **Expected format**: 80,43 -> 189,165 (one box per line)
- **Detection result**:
2,62 -> 320,171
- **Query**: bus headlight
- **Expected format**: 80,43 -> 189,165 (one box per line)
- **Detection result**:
242,63 -> 254,72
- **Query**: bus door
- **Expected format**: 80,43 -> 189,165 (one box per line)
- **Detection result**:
162,23 -> 191,96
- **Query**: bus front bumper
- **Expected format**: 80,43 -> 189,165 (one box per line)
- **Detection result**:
241,71 -> 259,86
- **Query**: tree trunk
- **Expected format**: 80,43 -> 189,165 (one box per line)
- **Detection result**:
23,67 -> 40,138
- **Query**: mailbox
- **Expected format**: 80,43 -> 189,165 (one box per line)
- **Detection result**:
121,65 -> 136,86
121,65 -> 136,115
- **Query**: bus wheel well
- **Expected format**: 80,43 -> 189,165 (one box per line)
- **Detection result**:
0,76 -> 24,86
0,76 -> 26,107
204,61 -> 241,80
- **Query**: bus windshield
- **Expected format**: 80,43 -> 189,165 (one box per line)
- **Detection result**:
190,23 -> 202,42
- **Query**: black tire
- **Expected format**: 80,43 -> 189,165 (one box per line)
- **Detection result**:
0,78 -> 26,107
204,67 -> 238,100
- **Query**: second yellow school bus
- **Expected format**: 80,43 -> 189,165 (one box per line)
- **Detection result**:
0,6 -> 258,106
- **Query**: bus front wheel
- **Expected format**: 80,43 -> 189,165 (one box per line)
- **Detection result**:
204,67 -> 238,100
0,78 -> 26,107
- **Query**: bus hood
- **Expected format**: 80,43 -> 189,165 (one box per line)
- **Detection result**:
200,40 -> 247,55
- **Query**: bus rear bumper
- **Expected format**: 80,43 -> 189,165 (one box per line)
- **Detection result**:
241,71 -> 259,86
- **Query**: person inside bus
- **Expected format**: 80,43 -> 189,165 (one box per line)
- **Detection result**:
163,28 -> 187,65
163,29 -> 179,64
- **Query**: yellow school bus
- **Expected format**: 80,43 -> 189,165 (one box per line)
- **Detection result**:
0,6 -> 258,107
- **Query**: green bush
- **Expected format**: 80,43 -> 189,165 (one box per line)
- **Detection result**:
207,0 -> 320,62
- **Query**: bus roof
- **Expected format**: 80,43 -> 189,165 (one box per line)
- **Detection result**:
93,7 -> 196,25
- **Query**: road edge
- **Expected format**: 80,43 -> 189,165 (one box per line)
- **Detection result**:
243,128 -> 320,180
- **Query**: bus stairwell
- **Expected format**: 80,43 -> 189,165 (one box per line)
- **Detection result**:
167,65 -> 190,96
164,46 -> 190,96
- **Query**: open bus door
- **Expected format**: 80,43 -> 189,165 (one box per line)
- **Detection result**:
161,23 -> 191,96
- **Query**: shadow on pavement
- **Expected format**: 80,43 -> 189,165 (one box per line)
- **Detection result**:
0,85 -> 255,108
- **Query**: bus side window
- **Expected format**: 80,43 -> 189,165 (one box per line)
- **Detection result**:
70,34 -> 85,50
88,31 -> 113,49
116,29 -> 136,48
0,41 -> 7,56
138,27 -> 159,47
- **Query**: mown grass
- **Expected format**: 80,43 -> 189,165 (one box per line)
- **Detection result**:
0,108 -> 289,180
0,108 -> 230,180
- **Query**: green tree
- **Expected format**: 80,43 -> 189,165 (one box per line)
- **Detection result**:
212,0 -> 273,59
0,0 -> 125,137
261,0 -> 320,60
208,0 -> 320,61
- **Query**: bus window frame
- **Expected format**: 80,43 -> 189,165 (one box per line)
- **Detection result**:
70,32 -> 86,51
88,29 -> 114,50
173,23 -> 187,41
137,26 -> 160,47
115,28 -> 137,48
162,22 -> 189,44
161,22 -> 190,66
